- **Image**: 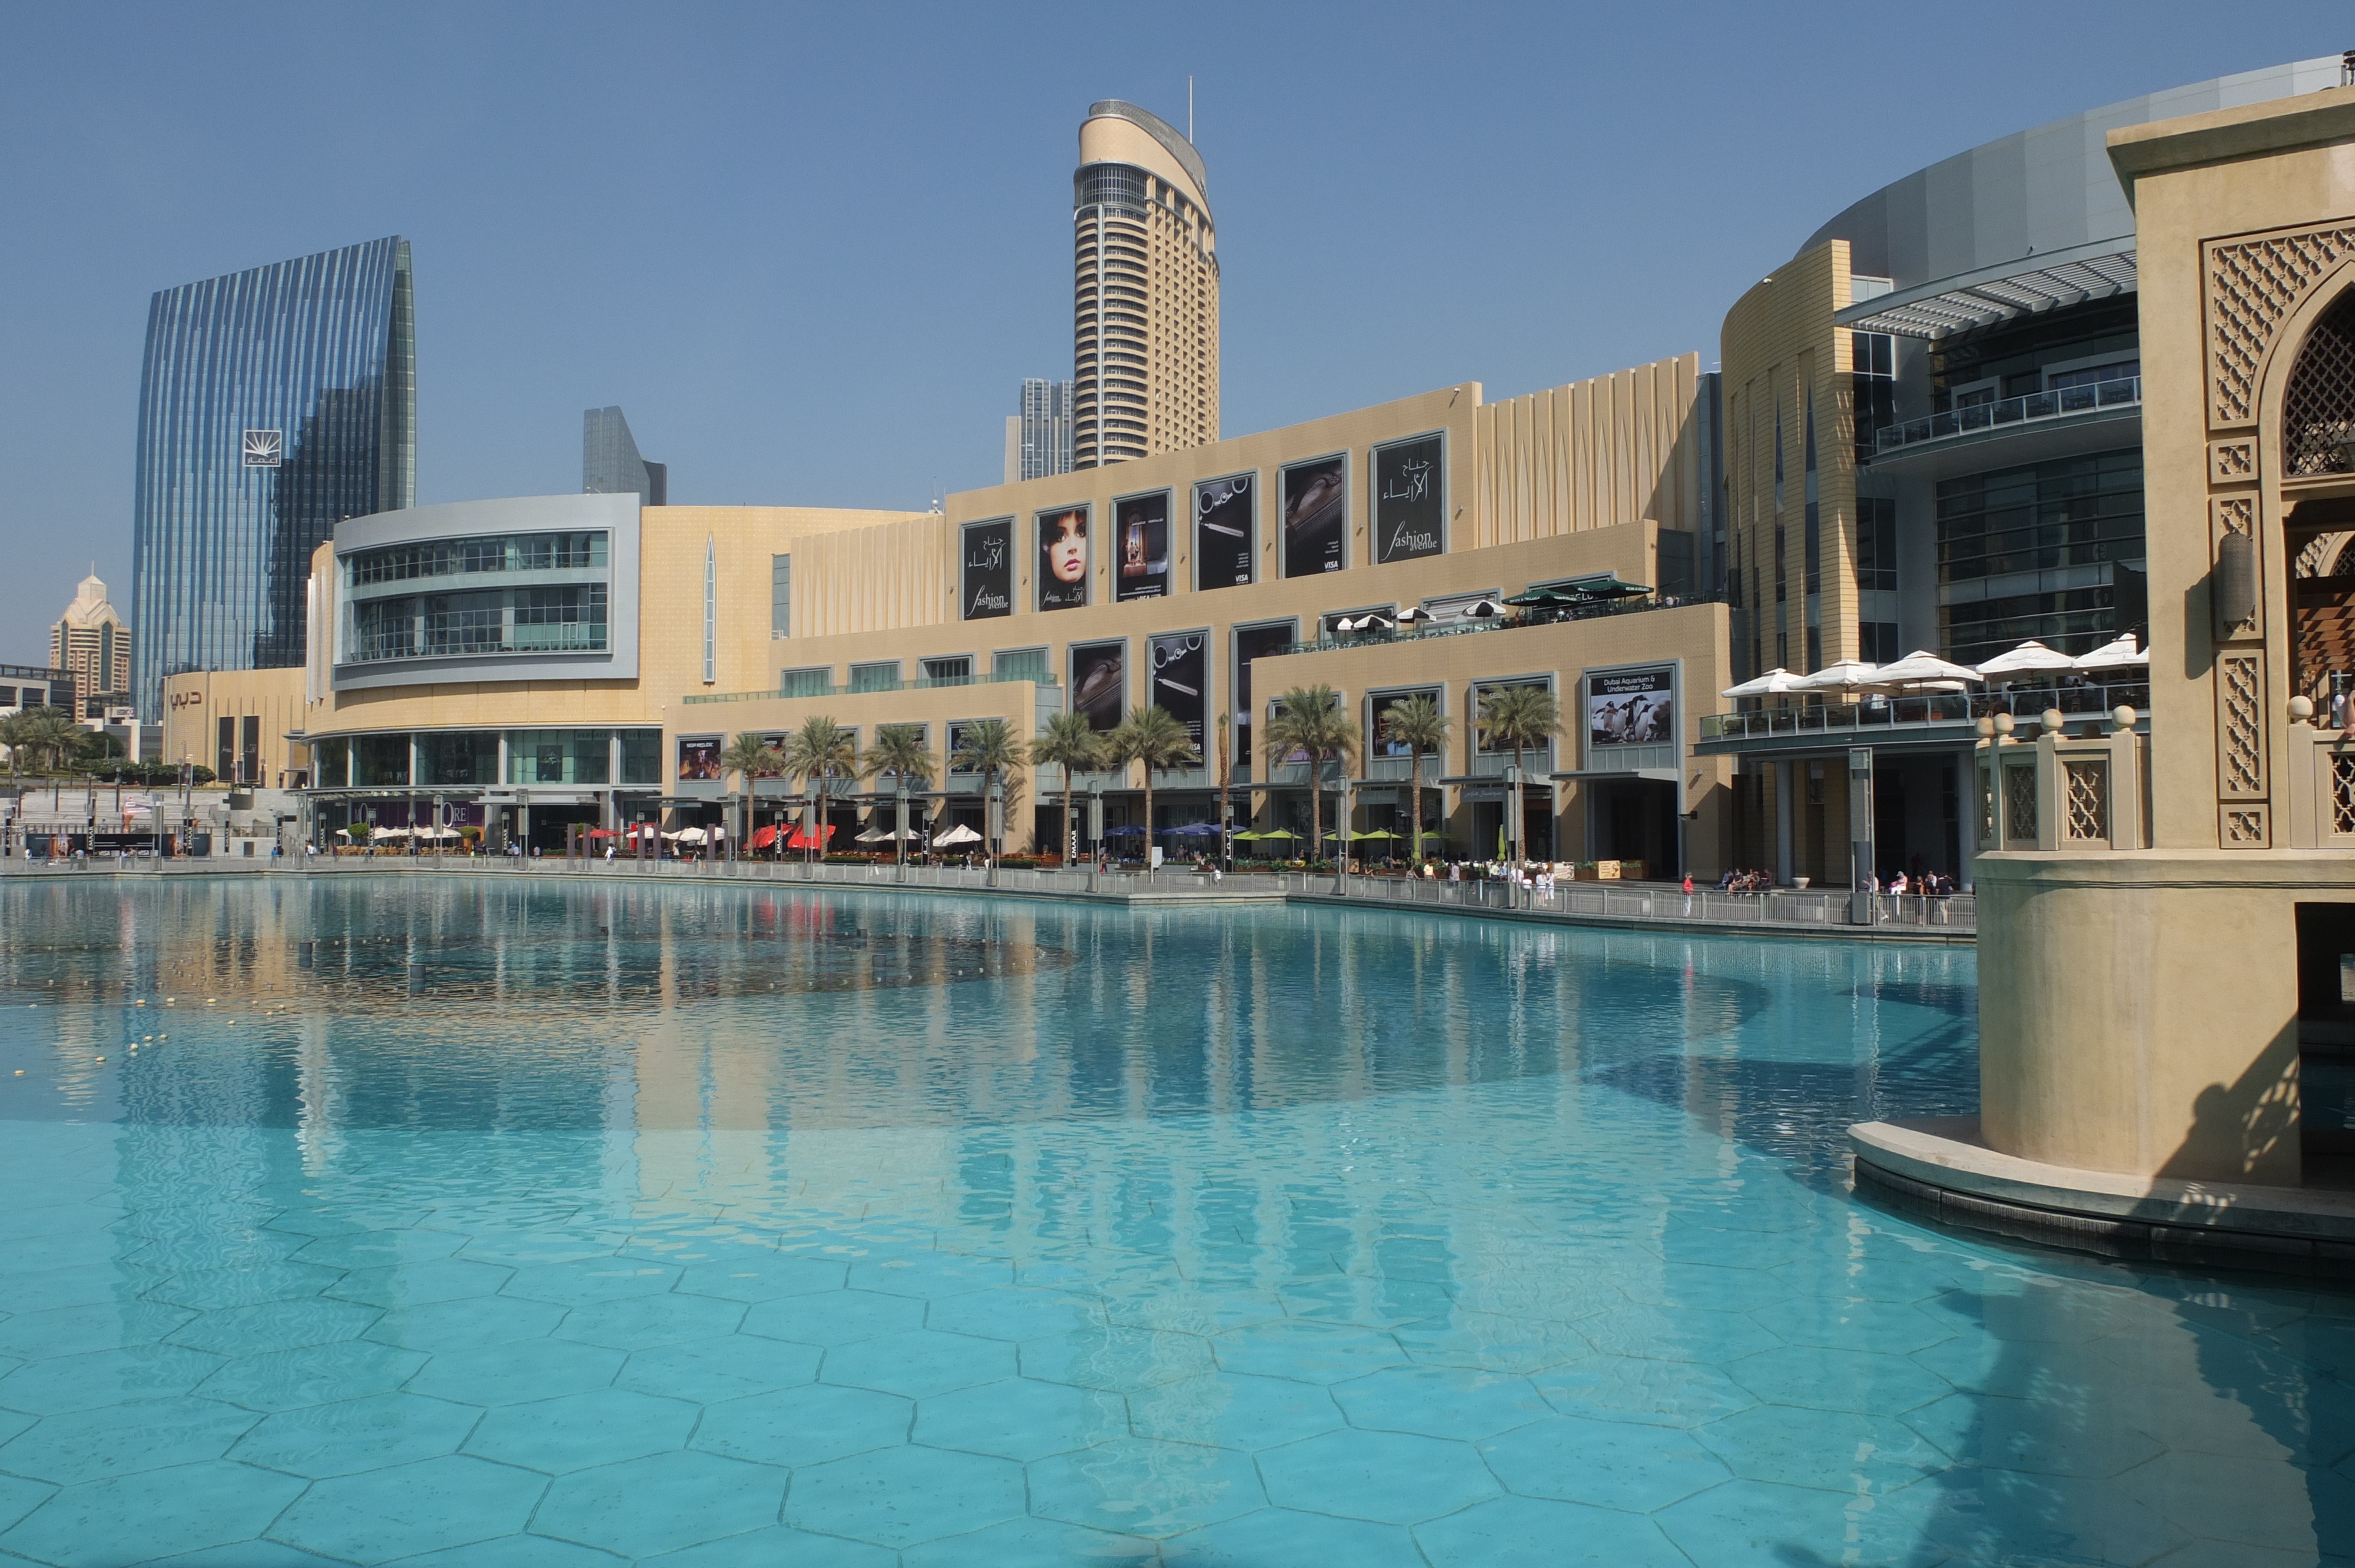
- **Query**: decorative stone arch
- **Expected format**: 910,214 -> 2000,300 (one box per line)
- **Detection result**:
2199,233 -> 2355,846
2262,273 -> 2355,714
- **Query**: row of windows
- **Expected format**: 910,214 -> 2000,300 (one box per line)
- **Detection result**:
346,584 -> 609,663
347,530 -> 606,586
1935,450 -> 2145,583
311,728 -> 662,788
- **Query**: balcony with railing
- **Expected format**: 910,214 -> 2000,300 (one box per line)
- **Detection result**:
1272,590 -> 1721,658
1872,377 -> 2140,460
685,670 -> 1059,705
1699,679 -> 2151,746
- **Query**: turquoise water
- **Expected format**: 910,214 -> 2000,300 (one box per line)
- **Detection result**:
0,878 -> 2347,1567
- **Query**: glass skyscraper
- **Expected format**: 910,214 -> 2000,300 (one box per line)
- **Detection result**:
132,237 -> 415,716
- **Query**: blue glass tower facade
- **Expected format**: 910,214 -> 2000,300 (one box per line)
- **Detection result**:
132,237 -> 415,716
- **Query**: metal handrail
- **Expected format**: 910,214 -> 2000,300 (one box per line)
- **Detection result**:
686,671 -> 1060,705
1876,377 -> 2140,455
1276,591 -> 1723,657
1700,680 -> 2150,740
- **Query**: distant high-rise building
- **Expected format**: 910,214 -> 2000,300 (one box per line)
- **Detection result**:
50,570 -> 132,717
132,237 -> 415,718
1073,101 -> 1219,469
1005,378 -> 1075,483
583,407 -> 667,506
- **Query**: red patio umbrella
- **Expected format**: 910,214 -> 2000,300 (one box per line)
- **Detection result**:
785,823 -> 836,851
749,824 -> 781,851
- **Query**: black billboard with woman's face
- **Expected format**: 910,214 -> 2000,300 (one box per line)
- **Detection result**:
1193,473 -> 1254,589
1114,492 -> 1170,602
1372,433 -> 1445,565
1149,631 -> 1206,754
1037,506 -> 1089,612
1069,641 -> 1125,733
1281,455 -> 1346,578
962,518 -> 1013,620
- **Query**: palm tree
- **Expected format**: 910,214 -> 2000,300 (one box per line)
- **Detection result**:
1380,693 -> 1452,864
1213,710 -> 1233,864
1263,685 -> 1359,863
1478,683 -> 1561,861
861,723 -> 935,865
949,717 -> 1029,862
2,707 -> 81,778
722,732 -> 780,854
784,716 -> 857,860
1108,706 -> 1197,871
1030,710 -> 1102,865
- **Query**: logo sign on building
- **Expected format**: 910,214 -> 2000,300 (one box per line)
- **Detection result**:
1193,473 -> 1255,590
1114,491 -> 1171,602
961,517 -> 1013,620
1281,455 -> 1346,578
241,429 -> 284,467
1587,667 -> 1674,750
1372,433 -> 1444,565
1036,506 -> 1089,612
1069,640 -> 1125,733
1149,630 -> 1206,753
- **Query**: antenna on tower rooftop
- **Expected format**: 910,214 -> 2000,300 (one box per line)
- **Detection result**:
1188,77 -> 1194,142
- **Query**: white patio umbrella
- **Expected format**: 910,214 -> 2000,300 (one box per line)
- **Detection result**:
1721,668 -> 1807,699
2072,634 -> 2147,673
1462,598 -> 1507,619
371,826 -> 412,841
934,824 -> 983,846
1795,660 -> 1885,692
1872,650 -> 1984,686
675,826 -> 710,845
855,825 -> 889,843
1975,640 -> 2078,680
1394,606 -> 1431,625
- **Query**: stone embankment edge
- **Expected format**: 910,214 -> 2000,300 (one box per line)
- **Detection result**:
0,863 -> 1975,945
1852,1115 -> 2355,1278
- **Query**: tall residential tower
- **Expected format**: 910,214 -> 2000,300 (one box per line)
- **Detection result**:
131,237 -> 415,717
1073,101 -> 1218,469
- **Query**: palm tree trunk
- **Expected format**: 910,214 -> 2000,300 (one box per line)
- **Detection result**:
1308,749 -> 1323,864
1409,743 -> 1424,863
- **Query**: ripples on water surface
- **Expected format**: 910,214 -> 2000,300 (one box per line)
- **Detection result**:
0,876 -> 2347,1565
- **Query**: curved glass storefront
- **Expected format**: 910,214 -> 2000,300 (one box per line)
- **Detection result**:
309,729 -> 663,789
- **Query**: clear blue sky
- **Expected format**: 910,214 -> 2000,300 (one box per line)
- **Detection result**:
0,2 -> 2344,665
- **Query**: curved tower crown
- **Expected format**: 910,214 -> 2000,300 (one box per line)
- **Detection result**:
1073,101 -> 1219,468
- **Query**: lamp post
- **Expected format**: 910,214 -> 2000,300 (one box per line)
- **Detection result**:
895,777 -> 910,883
1086,778 -> 1104,893
1504,765 -> 1523,907
986,778 -> 1003,888
516,789 -> 530,866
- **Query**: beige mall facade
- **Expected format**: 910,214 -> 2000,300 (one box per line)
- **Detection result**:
164,356 -> 1732,871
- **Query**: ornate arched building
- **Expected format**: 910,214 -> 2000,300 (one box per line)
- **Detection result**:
1857,84 -> 2355,1264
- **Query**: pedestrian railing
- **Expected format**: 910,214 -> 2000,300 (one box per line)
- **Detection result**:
0,853 -> 1975,933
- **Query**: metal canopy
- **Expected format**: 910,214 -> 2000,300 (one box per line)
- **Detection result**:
1835,243 -> 2137,341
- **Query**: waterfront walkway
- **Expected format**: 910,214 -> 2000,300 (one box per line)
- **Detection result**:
1,855 -> 1975,943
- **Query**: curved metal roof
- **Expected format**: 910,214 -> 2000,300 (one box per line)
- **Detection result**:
1086,99 -> 1208,198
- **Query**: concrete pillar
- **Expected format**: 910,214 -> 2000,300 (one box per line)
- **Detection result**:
1774,760 -> 1795,885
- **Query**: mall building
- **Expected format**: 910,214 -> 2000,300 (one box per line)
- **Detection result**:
161,358 -> 1732,869
1702,54 -> 2352,893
